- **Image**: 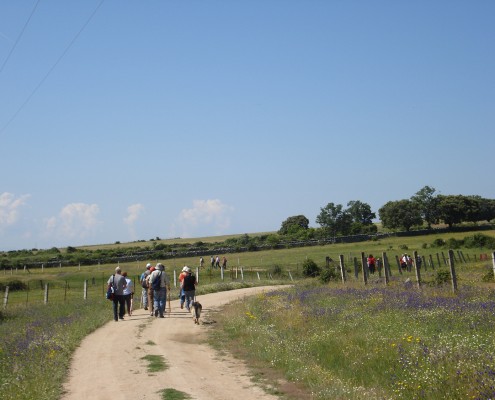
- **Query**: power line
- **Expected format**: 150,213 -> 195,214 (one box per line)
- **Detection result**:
0,0 -> 105,135
0,0 -> 41,76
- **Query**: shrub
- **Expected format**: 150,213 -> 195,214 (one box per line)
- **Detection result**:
398,244 -> 408,250
464,234 -> 495,249
320,266 -> 338,283
422,243 -> 428,249
481,267 -> 494,282
433,270 -> 450,286
269,264 -> 283,277
0,280 -> 27,292
432,238 -> 446,247
446,238 -> 462,249
302,258 -> 320,278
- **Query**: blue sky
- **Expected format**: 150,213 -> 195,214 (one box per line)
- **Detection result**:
0,1 -> 493,251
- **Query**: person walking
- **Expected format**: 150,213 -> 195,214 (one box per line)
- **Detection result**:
122,271 -> 134,316
146,266 -> 155,316
149,263 -> 170,318
210,255 -> 215,269
107,266 -> 127,321
222,256 -> 227,270
182,267 -> 197,312
140,263 -> 152,310
199,257 -> 204,268
178,266 -> 188,309
367,254 -> 376,274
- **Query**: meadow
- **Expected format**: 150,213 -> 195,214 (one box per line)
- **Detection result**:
0,229 -> 494,399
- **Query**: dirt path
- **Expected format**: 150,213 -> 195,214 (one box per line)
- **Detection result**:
61,286 -> 286,400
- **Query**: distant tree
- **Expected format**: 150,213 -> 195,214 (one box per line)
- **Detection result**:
411,185 -> 440,229
278,215 -> 310,235
346,200 -> 376,225
437,195 -> 468,228
378,199 -> 422,231
477,197 -> 495,222
316,203 -> 352,236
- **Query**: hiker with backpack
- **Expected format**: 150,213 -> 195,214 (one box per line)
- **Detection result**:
182,267 -> 197,312
140,263 -> 152,310
149,263 -> 170,318
107,266 -> 127,321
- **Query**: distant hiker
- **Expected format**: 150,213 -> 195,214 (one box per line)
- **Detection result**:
367,254 -> 376,274
149,263 -> 170,318
146,266 -> 156,316
182,267 -> 197,312
178,266 -> 188,309
140,263 -> 152,310
210,256 -> 215,268
222,256 -> 227,269
122,271 -> 134,316
107,266 -> 127,321
215,256 -> 220,269
200,257 -> 204,268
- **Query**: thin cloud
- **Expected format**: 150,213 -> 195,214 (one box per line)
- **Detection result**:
123,203 -> 145,240
0,192 -> 30,229
173,199 -> 233,237
44,203 -> 100,242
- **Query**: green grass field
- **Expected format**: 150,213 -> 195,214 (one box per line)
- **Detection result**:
1,229 -> 494,399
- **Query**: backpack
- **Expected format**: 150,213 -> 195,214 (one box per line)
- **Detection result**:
140,272 -> 148,289
151,271 -> 162,291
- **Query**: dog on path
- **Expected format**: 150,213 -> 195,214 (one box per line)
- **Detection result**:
191,301 -> 202,324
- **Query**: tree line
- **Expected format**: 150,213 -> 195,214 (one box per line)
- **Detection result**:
279,186 -> 495,238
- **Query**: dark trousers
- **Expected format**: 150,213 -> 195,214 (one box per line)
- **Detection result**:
112,294 -> 125,320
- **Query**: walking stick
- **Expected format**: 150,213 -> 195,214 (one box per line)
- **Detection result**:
167,291 -> 171,316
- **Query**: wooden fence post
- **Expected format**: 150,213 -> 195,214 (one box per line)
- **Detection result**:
396,255 -> 403,275
339,255 -> 346,284
441,252 -> 447,265
84,280 -> 88,300
196,267 -> 199,284
449,249 -> 458,293
44,283 -> 49,304
436,253 -> 441,267
413,250 -> 421,289
353,257 -> 359,279
3,286 -> 9,309
422,256 -> 427,272
240,267 -> 244,281
382,252 -> 389,285
429,254 -> 435,270
361,252 -> 368,285
492,252 -> 495,280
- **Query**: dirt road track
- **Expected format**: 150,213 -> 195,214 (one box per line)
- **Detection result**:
61,286 -> 287,400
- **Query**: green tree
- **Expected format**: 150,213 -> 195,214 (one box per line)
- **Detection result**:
411,185 -> 440,229
437,195 -> 468,228
378,199 -> 422,231
316,203 -> 352,236
346,200 -> 376,225
278,215 -> 309,235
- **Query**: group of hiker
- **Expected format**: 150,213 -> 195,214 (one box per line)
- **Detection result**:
106,266 -> 135,321
107,262 -> 197,321
210,255 -> 227,269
